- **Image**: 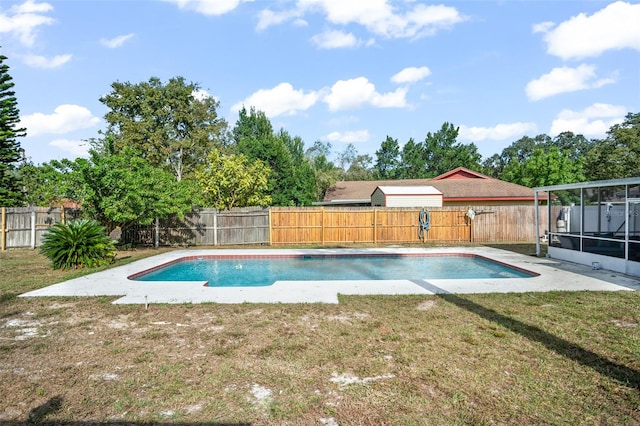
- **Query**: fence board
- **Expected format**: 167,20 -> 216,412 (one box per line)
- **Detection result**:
270,207 -> 471,245
2,205 -> 544,249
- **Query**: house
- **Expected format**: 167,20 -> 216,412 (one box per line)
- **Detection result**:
318,167 -> 541,207
371,186 -> 443,207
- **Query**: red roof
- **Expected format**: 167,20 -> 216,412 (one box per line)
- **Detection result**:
323,167 -> 544,203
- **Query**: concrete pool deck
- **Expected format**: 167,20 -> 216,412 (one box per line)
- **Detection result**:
19,247 -> 640,304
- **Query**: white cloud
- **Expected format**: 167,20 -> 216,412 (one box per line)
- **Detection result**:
311,29 -> 360,49
391,66 -> 431,84
458,122 -> 538,141
549,103 -> 627,137
538,1 -> 640,60
325,129 -> 370,143
163,0 -> 249,16
100,33 -> 135,48
192,88 -> 217,102
526,64 -> 616,101
0,0 -> 54,47
22,53 -> 72,68
49,139 -> 90,158
532,21 -> 554,34
257,9 -> 301,31
231,83 -> 320,117
20,105 -> 100,137
12,0 -> 53,14
323,77 -> 408,111
260,0 -> 467,39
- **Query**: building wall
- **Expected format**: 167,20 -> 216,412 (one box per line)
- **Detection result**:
371,189 -> 443,207
443,200 -> 536,207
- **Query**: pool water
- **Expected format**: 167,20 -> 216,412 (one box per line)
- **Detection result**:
132,254 -> 534,287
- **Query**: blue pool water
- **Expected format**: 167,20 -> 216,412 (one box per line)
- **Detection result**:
132,254 -> 534,287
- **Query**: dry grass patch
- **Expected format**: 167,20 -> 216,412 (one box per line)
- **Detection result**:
1,291 -> 639,424
1,244 -> 638,424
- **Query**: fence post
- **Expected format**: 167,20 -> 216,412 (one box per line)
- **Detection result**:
30,208 -> 36,249
1,207 -> 5,251
267,208 -> 271,246
321,208 -> 325,246
154,217 -> 159,248
373,208 -> 377,244
214,209 -> 218,246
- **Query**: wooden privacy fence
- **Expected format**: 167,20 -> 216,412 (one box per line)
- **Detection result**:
1,205 -> 548,249
270,207 -> 470,245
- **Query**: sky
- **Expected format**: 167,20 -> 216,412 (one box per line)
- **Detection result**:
1,0 -> 639,166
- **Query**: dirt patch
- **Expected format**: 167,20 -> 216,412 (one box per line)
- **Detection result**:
0,293 -> 639,424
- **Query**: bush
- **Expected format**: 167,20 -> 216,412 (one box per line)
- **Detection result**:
40,219 -> 116,270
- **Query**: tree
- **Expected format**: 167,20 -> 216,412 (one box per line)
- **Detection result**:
399,138 -> 425,179
336,143 -> 373,181
233,107 -> 302,206
100,76 -> 228,181
501,147 -> 585,188
306,141 -> 341,200
275,129 -> 317,205
72,148 -> 196,232
196,149 -> 271,210
374,136 -> 401,179
482,133 -> 593,178
583,112 -> 640,180
18,160 -> 72,207
0,50 -> 26,206
422,122 -> 481,177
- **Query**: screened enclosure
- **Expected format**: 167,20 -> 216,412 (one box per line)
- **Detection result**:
534,177 -> 640,277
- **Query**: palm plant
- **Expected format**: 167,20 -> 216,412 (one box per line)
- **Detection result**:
40,219 -> 116,270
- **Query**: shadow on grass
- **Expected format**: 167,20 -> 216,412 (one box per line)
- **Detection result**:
3,395 -> 251,425
0,396 -> 253,425
438,293 -> 640,391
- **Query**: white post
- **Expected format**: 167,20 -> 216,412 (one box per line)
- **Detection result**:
31,209 -> 36,249
213,209 -> 218,246
154,217 -> 159,248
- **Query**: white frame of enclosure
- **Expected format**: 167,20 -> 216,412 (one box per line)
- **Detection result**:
534,177 -> 640,278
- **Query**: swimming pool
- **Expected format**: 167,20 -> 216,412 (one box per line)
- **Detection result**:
131,253 -> 536,286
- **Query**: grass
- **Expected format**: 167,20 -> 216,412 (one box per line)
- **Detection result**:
0,243 -> 639,425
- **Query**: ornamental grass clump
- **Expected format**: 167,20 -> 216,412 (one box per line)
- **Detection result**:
40,219 -> 116,270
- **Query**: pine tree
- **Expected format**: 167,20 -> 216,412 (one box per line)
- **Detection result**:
0,49 -> 26,206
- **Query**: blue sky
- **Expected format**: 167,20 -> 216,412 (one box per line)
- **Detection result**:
2,0 -> 639,165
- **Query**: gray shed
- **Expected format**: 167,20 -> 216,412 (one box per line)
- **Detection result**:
371,186 -> 443,207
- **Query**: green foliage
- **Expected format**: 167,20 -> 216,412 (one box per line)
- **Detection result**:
394,124 -> 482,179
0,49 -> 26,206
583,112 -> 640,180
18,161 -> 71,207
40,219 -> 116,270
501,147 -> 585,188
196,149 -> 271,210
398,138 -> 424,179
422,122 -> 482,177
483,132 -> 594,179
274,129 -> 317,205
305,141 -> 341,200
337,143 -> 373,181
374,136 -> 401,179
233,107 -> 315,205
67,148 -> 196,232
100,76 -> 228,181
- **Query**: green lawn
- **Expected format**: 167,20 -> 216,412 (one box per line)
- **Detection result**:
0,244 -> 638,425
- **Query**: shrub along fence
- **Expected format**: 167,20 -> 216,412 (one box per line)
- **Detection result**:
1,205 -> 549,250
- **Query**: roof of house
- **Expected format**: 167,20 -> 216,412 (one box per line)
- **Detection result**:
323,167 -> 538,203
374,186 -> 442,196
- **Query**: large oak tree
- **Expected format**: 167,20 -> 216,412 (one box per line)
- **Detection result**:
99,76 -> 228,181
